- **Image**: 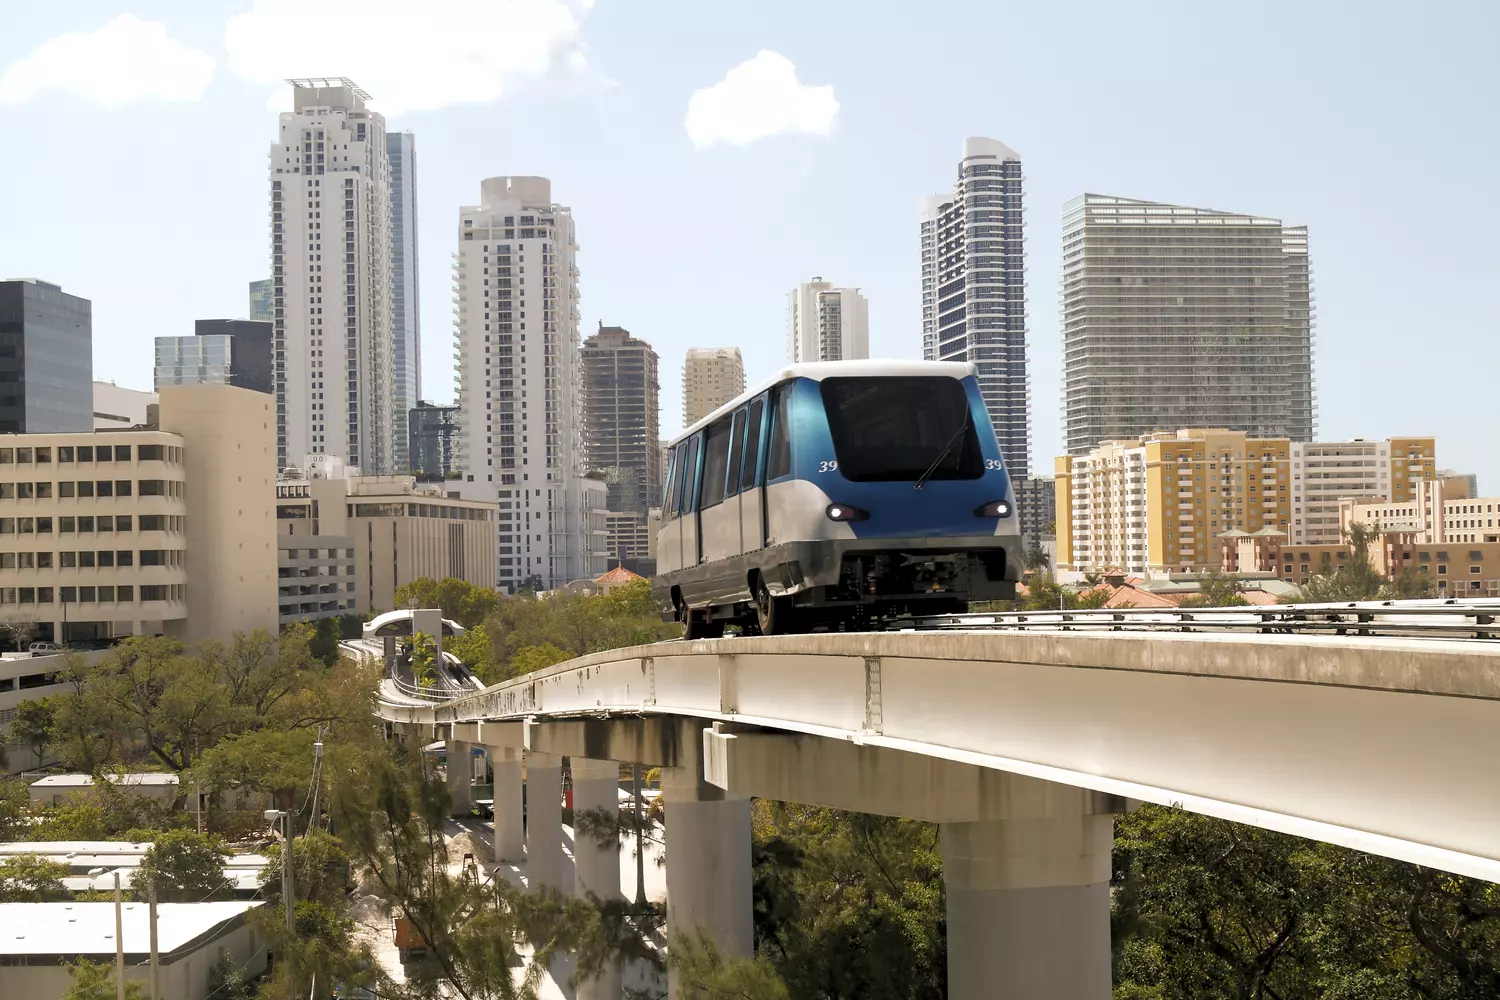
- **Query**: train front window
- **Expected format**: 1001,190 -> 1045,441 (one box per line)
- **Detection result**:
820,377 -> 983,482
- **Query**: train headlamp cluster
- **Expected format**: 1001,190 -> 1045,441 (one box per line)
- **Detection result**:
974,499 -> 1012,518
825,503 -> 870,522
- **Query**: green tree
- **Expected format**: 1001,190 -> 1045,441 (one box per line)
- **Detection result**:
0,853 -> 71,901
445,623 -> 496,680
10,697 -> 55,770
1180,570 -> 1250,608
509,642 -> 573,675
394,576 -> 501,627
668,931 -> 790,1000
408,631 -> 439,687
65,959 -> 146,1000
135,829 -> 231,901
1297,522 -> 1388,602
258,827 -> 351,909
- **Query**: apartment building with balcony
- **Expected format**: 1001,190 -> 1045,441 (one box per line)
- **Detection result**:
1288,436 -> 1435,544
787,278 -> 869,363
682,347 -> 745,426
0,384 -> 277,645
274,457 -> 495,620
1056,428 -> 1292,576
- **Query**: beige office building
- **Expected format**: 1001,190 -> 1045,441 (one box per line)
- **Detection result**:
274,457 -> 496,619
682,347 -> 745,426
0,384 -> 277,645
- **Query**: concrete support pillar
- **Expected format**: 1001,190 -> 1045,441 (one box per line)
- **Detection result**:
487,746 -> 525,864
446,740 -> 473,817
525,750 -> 565,891
662,728 -> 752,1000
572,757 -> 623,1000
941,810 -> 1115,1000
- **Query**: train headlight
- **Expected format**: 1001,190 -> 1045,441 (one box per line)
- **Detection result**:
825,503 -> 869,522
974,499 -> 1012,518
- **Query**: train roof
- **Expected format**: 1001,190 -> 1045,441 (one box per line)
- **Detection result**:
674,359 -> 976,442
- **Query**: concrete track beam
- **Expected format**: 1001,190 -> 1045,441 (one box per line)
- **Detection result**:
525,717 -> 683,767
704,727 -> 1126,822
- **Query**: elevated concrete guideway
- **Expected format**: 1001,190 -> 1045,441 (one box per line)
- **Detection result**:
378,624 -> 1500,999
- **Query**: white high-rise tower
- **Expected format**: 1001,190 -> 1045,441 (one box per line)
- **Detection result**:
387,131 -> 421,472
787,278 -> 869,363
269,78 -> 394,474
453,177 -> 602,591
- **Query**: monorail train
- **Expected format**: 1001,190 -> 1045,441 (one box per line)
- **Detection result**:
654,360 -> 1022,636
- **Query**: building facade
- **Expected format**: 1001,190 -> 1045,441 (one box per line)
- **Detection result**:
1015,476 -> 1056,541
0,279 -> 93,434
248,279 -> 273,322
1288,437 -> 1434,544
452,176 -> 601,590
154,320 -> 273,396
581,325 -> 661,513
1060,193 -> 1315,455
387,131 -> 421,473
787,278 -> 869,363
269,78 -> 395,474
682,347 -> 745,426
408,401 -> 458,481
92,383 -> 156,430
274,457 -> 495,620
1056,428 -> 1293,575
0,383 -> 277,645
920,138 -> 1030,480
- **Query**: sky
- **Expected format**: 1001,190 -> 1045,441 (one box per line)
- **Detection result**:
1,0 -> 1497,485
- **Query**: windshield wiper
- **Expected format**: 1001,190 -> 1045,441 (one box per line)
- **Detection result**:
913,409 -> 971,490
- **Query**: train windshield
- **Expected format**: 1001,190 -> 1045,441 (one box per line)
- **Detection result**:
819,376 -> 984,482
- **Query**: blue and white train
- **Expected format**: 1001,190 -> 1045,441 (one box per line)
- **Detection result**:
654,360 -> 1022,636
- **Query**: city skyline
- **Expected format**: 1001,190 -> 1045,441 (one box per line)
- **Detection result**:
1,1 -> 1496,488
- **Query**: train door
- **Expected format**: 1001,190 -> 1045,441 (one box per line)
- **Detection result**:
681,434 -> 702,566
762,387 -> 794,547
738,396 -> 767,554
722,407 -> 748,557
698,416 -> 739,564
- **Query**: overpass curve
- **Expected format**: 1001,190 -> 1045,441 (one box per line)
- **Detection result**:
377,627 -> 1500,882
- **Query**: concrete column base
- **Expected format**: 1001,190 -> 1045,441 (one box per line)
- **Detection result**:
525,750 -> 565,891
941,813 -> 1114,1000
663,741 -> 752,1000
490,752 -> 524,864
572,757 -> 623,1000
446,740 -> 473,817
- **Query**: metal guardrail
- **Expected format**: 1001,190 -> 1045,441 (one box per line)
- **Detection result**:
908,597 -> 1500,640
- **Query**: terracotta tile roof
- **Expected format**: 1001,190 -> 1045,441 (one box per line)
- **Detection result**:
594,565 -> 644,584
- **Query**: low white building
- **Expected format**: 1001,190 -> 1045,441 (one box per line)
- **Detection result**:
28,772 -> 180,808
92,381 -> 158,430
0,901 -> 265,1000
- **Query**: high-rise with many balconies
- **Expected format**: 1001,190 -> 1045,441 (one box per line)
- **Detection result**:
682,347 -> 745,426
1061,193 -> 1315,456
452,176 -> 603,590
268,78 -> 395,474
787,278 -> 869,363
920,138 -> 1030,481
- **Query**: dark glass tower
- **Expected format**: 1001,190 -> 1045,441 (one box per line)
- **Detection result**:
0,278 -> 93,433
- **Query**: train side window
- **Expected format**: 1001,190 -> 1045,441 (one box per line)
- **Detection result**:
724,409 -> 747,498
672,440 -> 692,516
767,389 -> 792,481
662,448 -> 678,520
741,398 -> 765,491
682,437 -> 701,513
700,419 -> 733,508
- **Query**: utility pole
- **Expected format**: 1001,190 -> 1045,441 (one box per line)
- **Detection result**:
307,728 -> 326,830
265,808 -> 295,998
113,870 -> 125,1000
147,878 -> 161,1000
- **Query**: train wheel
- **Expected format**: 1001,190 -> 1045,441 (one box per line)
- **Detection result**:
754,578 -> 790,635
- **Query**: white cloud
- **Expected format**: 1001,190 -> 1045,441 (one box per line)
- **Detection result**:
685,51 -> 838,149
224,0 -> 590,116
0,14 -> 215,109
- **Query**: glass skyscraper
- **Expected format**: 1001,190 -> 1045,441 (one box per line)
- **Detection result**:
0,278 -> 93,433
920,137 -> 1030,481
387,131 -> 421,473
1060,194 -> 1315,454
